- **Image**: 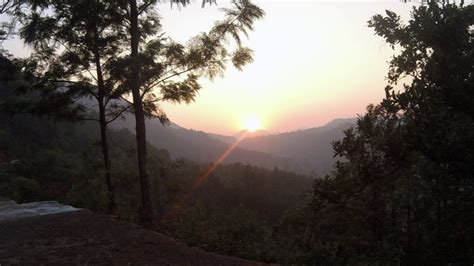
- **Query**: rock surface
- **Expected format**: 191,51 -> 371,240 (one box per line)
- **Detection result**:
0,200 -> 79,222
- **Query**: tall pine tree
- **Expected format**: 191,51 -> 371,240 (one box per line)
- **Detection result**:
113,0 -> 264,225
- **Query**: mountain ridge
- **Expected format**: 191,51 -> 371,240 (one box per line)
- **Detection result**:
112,116 -> 356,176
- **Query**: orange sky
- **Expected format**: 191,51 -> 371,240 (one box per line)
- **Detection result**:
2,1 -> 415,135
157,1 -> 414,135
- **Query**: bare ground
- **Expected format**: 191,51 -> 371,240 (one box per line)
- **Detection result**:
0,210 -> 265,265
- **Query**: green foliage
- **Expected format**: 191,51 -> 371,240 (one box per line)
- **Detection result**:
98,0 -> 264,122
172,203 -> 276,262
304,2 -> 474,265
165,160 -> 312,221
17,0 -> 130,121
157,160 -> 312,263
0,55 -> 86,122
232,47 -> 254,71
272,203 -> 313,264
0,0 -> 21,51
0,176 -> 41,203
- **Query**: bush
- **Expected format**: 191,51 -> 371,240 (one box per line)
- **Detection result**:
0,176 -> 41,203
171,203 -> 277,262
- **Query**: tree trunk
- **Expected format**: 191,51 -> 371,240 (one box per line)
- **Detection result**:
129,0 -> 155,227
98,103 -> 116,213
92,20 -> 116,214
405,173 -> 412,262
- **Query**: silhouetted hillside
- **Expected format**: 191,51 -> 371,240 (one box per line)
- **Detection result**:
112,116 -> 355,176
233,129 -> 270,139
236,118 -> 356,175
111,116 -> 294,172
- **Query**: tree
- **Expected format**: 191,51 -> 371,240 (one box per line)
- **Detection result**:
306,1 -> 473,264
0,0 -> 22,52
113,0 -> 264,226
16,0 -> 138,213
368,2 -> 474,263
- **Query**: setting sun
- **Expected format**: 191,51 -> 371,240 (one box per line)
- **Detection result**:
243,116 -> 262,132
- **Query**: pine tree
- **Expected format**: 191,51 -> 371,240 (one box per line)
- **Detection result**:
113,0 -> 264,226
16,0 -> 134,213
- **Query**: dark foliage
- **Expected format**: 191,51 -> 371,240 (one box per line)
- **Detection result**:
301,2 -> 474,264
0,86 -> 312,262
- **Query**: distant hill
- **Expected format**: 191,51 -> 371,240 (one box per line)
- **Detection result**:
112,116 -> 356,176
233,129 -> 270,140
236,118 -> 356,175
111,116 -> 293,171
206,132 -> 236,144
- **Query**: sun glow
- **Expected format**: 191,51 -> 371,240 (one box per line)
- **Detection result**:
243,116 -> 262,132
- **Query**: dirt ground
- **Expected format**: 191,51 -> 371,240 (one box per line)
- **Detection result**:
0,210 -> 264,265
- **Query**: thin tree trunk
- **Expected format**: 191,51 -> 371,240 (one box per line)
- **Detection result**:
129,0 -> 155,227
98,104 -> 116,213
435,173 -> 443,265
92,19 -> 116,214
406,174 -> 412,262
414,180 -> 421,263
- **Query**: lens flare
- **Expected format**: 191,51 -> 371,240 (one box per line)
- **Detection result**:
160,132 -> 248,223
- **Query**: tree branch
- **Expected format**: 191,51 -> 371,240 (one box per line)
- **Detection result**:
106,104 -> 132,124
137,0 -> 154,15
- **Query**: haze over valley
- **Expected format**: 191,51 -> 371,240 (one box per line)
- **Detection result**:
113,116 -> 356,176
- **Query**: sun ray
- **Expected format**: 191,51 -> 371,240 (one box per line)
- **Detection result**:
160,132 -> 248,222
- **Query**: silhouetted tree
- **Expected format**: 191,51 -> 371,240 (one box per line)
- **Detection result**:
112,0 -> 264,225
306,1 -> 473,264
16,0 -> 138,213
369,2 -> 474,263
0,0 -> 21,48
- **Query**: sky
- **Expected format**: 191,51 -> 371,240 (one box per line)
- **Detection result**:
2,0 -> 417,135
158,0 -> 414,135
